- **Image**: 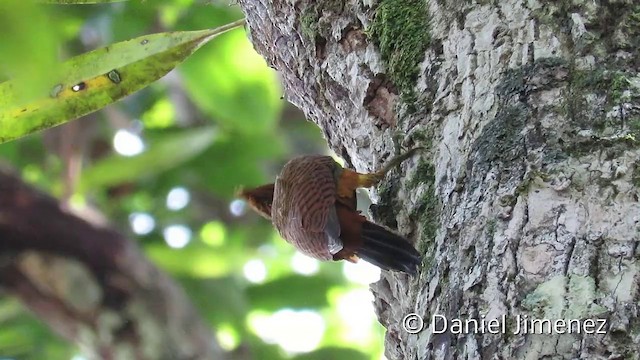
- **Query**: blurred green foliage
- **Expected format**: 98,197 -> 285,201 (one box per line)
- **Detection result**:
0,1 -> 385,359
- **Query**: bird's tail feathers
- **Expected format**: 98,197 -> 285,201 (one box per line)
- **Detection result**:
356,221 -> 421,275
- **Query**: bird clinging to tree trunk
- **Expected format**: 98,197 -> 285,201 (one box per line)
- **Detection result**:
239,149 -> 422,275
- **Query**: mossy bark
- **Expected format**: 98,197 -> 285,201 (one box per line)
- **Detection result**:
238,0 -> 640,358
0,169 -> 223,360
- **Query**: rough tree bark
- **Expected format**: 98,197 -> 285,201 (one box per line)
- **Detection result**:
0,168 -> 224,360
238,0 -> 640,359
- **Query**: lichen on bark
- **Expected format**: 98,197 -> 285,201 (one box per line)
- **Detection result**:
237,0 -> 640,358
299,1 -> 345,42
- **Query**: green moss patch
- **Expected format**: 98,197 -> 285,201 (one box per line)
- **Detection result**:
299,1 -> 345,42
369,0 -> 431,105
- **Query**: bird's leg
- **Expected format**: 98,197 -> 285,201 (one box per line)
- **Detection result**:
359,147 -> 424,186
337,147 -> 423,197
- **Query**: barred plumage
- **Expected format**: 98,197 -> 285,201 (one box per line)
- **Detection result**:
239,149 -> 423,275
272,155 -> 340,260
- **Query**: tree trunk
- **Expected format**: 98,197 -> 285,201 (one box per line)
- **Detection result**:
237,0 -> 640,358
0,167 -> 224,360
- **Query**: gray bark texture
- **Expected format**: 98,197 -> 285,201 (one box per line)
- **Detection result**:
0,168 -> 224,360
237,0 -> 640,359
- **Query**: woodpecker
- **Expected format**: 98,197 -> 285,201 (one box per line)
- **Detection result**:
239,149 -> 422,275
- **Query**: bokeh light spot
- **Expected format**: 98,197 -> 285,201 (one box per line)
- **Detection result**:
250,309 -> 325,354
243,259 -> 267,283
129,212 -> 155,235
229,199 -> 246,217
343,260 -> 381,284
113,129 -> 145,156
291,252 -> 319,276
337,289 -> 376,343
200,221 -> 226,247
166,186 -> 190,211
216,324 -> 239,351
163,224 -> 192,249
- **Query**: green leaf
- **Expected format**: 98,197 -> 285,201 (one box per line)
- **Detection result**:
0,19 -> 245,144
0,0 -> 59,91
37,0 -> 128,3
246,275 -> 335,311
79,127 -> 216,191
291,347 -> 370,360
179,17 -> 282,134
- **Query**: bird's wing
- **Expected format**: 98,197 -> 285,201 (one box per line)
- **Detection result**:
324,205 -> 342,255
273,175 -> 306,235
273,155 -> 343,258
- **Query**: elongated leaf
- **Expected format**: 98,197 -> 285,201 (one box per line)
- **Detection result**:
0,0 -> 59,93
79,127 -> 216,191
0,19 -> 245,144
180,29 -> 282,135
292,348 -> 369,360
37,0 -> 128,3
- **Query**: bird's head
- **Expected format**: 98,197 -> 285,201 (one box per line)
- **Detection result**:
237,183 -> 274,220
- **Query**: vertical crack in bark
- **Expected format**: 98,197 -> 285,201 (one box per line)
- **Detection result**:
612,257 -> 625,303
562,239 -> 575,276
